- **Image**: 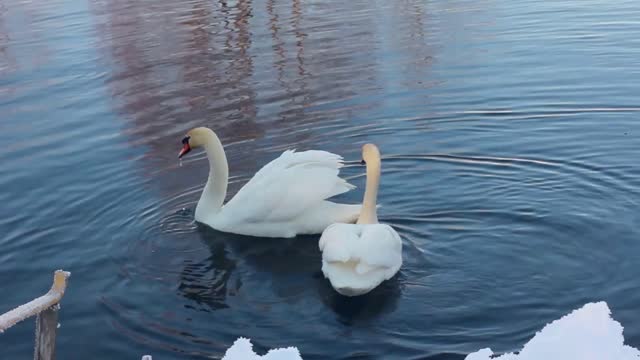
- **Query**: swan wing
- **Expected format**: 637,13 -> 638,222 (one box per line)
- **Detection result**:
355,224 -> 403,277
223,150 -> 355,223
319,223 -> 360,261
320,224 -> 402,272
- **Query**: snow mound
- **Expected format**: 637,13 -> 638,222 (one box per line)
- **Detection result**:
466,302 -> 640,360
222,337 -> 303,360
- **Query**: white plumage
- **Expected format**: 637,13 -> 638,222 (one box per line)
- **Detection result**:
178,127 -> 361,238
318,143 -> 403,296
224,150 -> 356,225
319,223 -> 402,296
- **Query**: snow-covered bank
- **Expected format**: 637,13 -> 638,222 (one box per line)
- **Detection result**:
220,302 -> 639,360
222,337 -> 302,360
466,302 -> 640,360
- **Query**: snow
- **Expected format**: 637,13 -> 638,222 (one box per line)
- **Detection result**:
207,302 -> 640,360
466,302 -> 640,360
222,337 -> 303,360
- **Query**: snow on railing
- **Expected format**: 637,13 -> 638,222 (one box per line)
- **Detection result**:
0,270 -> 70,360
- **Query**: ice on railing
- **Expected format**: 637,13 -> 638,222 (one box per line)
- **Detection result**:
222,337 -> 303,360
0,270 -> 70,333
466,302 -> 640,360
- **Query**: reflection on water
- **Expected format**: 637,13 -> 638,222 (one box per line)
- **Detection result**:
317,274 -> 401,327
1,0 -> 640,358
0,3 -> 9,74
91,0 -> 260,141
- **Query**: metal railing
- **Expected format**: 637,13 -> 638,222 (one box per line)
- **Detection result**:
0,270 -> 70,360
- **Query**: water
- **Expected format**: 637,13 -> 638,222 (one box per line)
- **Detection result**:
1,0 -> 639,358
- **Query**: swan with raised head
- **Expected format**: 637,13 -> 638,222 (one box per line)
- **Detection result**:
178,127 -> 362,238
318,143 -> 402,296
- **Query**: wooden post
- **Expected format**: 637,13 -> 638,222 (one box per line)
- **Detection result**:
34,305 -> 59,360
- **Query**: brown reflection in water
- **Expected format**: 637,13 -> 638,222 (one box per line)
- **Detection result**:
265,0 -> 310,126
291,0 -> 306,79
259,0 -> 382,144
92,0 -> 440,150
91,0 -> 262,197
91,0 -> 261,153
0,2 -> 8,73
300,0 -> 380,101
399,0 -> 433,88
0,0 -> 48,78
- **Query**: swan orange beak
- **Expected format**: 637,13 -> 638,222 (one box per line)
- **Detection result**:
178,143 -> 191,158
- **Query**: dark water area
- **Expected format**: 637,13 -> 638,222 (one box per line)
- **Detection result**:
1,0 -> 639,358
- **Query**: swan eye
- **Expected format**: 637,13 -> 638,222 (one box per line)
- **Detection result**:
182,136 -> 191,145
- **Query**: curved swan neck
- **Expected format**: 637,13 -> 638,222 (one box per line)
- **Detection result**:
357,156 -> 380,225
199,130 -> 228,213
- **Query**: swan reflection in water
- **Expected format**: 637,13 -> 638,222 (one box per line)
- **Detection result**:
177,227 -> 239,311
177,223 -> 401,323
315,273 -> 402,326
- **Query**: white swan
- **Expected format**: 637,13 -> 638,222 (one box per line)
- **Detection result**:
178,127 -> 362,238
318,143 -> 403,296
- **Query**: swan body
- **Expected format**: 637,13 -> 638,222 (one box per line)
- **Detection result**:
178,127 -> 362,238
318,143 -> 403,296
319,223 -> 402,296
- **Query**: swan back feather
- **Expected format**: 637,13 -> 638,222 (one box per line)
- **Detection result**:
319,223 -> 403,296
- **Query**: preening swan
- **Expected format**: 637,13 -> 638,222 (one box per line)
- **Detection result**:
178,127 -> 362,238
318,143 -> 403,296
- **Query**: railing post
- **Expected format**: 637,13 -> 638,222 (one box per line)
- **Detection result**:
34,305 -> 59,360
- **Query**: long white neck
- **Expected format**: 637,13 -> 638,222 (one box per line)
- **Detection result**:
357,158 -> 380,225
196,131 -> 228,216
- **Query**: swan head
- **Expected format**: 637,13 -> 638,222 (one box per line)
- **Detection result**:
360,143 -> 381,165
178,127 -> 215,158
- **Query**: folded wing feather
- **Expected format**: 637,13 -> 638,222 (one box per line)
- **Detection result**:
224,150 -> 355,224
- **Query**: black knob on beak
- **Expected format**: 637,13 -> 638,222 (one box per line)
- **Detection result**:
178,136 -> 192,158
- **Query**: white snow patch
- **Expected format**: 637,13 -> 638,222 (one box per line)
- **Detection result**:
222,337 -> 303,360
466,301 -> 640,360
